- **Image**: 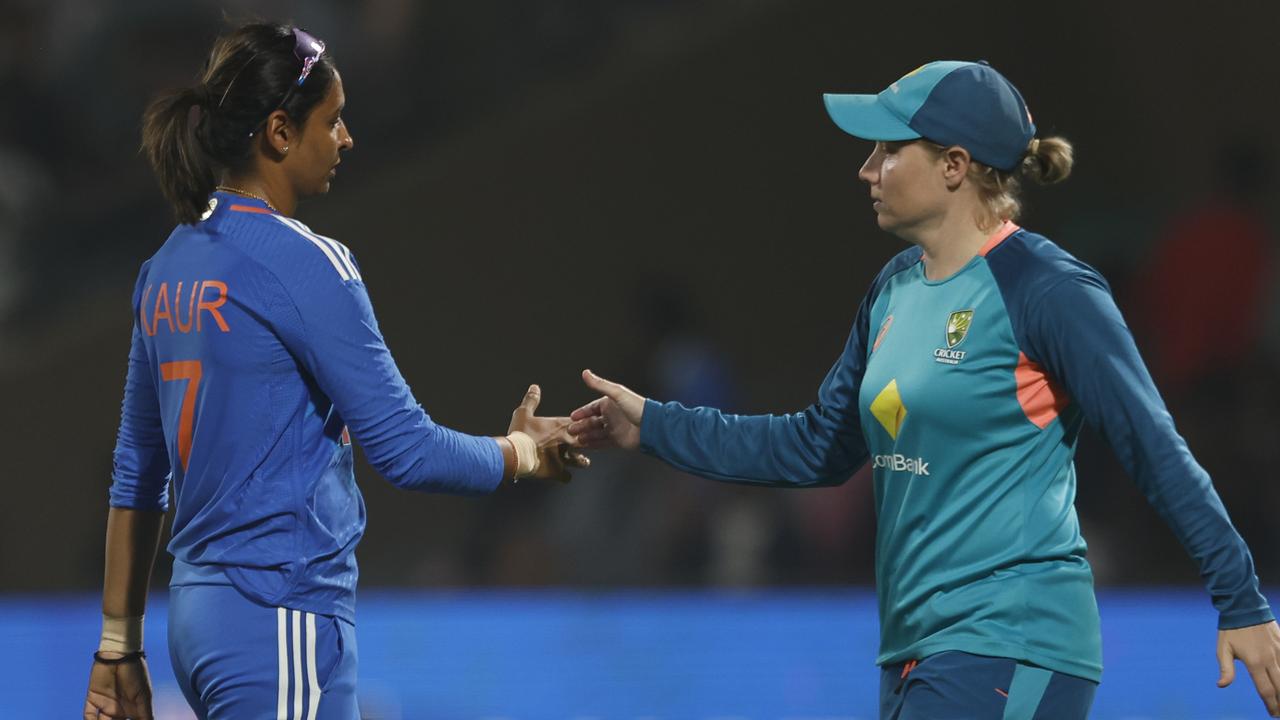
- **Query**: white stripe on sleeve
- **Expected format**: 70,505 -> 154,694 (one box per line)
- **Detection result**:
277,607 -> 288,720
272,216 -> 352,282
275,216 -> 362,282
314,234 -> 361,282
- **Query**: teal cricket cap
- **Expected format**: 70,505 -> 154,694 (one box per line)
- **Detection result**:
823,60 -> 1036,171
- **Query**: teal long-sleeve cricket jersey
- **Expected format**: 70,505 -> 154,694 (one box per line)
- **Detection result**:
639,222 -> 1273,681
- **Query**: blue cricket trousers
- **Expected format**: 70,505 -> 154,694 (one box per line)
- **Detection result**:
167,570 -> 359,719
880,651 -> 1097,719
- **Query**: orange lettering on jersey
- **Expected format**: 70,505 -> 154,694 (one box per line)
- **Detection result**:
152,282 -> 175,334
142,280 -> 231,334
197,280 -> 230,333
174,281 -> 196,333
139,284 -> 154,336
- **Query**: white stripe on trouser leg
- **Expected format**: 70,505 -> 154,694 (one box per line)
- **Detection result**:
277,608 -> 289,720
306,612 -> 321,719
292,610 -> 303,720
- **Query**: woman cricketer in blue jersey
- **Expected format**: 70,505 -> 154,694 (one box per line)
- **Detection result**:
570,61 -> 1280,718
83,22 -> 587,720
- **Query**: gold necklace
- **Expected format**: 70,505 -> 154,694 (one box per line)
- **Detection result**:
216,185 -> 279,213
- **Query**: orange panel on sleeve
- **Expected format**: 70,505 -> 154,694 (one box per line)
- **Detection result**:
1015,352 -> 1069,428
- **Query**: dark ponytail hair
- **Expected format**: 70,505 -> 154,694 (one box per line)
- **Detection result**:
141,23 -> 338,224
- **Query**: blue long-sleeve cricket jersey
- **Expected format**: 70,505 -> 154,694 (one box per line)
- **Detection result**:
640,222 -> 1273,681
109,192 -> 504,622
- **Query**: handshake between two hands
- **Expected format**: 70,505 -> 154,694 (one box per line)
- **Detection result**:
504,369 -> 646,484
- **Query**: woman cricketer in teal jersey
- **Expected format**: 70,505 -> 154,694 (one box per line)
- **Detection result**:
570,61 -> 1280,718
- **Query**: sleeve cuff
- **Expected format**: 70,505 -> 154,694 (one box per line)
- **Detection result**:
107,494 -> 169,513
1219,607 -> 1276,630
637,398 -> 666,456
482,436 -> 506,493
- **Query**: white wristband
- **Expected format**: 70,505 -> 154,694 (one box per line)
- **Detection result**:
100,614 -> 144,654
507,431 -> 539,479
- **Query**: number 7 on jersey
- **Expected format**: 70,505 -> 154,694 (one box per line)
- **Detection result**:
160,360 -> 202,472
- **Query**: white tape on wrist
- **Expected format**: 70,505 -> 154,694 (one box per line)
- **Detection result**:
100,614 -> 144,654
507,431 -> 539,479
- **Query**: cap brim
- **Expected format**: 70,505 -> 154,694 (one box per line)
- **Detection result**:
823,93 -> 920,142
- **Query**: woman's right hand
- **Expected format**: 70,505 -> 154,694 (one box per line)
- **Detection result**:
507,384 -> 589,483
568,369 -> 645,451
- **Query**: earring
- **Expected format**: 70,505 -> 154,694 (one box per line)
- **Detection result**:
282,146 -> 289,153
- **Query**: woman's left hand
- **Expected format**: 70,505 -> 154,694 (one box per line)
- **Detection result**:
85,654 -> 154,720
1217,620 -> 1280,717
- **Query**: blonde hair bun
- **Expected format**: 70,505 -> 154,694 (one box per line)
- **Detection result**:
1021,136 -> 1073,185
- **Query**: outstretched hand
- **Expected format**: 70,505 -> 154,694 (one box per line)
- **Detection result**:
84,655 -> 153,720
568,369 -> 645,451
1217,620 -> 1280,717
508,384 -> 590,483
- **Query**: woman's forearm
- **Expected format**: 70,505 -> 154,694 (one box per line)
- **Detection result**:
101,507 -> 164,621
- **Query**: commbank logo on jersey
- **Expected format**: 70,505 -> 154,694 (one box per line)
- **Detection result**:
870,379 -> 907,440
869,379 -> 930,476
872,453 -> 930,475
934,309 -> 973,365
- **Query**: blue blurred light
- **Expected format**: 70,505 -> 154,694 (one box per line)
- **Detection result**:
9,588 -> 1273,718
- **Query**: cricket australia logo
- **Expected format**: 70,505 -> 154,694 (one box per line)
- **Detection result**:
934,309 -> 973,365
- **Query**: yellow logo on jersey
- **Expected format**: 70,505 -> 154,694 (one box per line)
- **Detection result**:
870,379 -> 907,440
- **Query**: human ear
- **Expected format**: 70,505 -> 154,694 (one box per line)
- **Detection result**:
263,110 -> 293,158
942,146 -> 970,190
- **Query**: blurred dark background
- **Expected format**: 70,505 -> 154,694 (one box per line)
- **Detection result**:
1,0 -> 1277,596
